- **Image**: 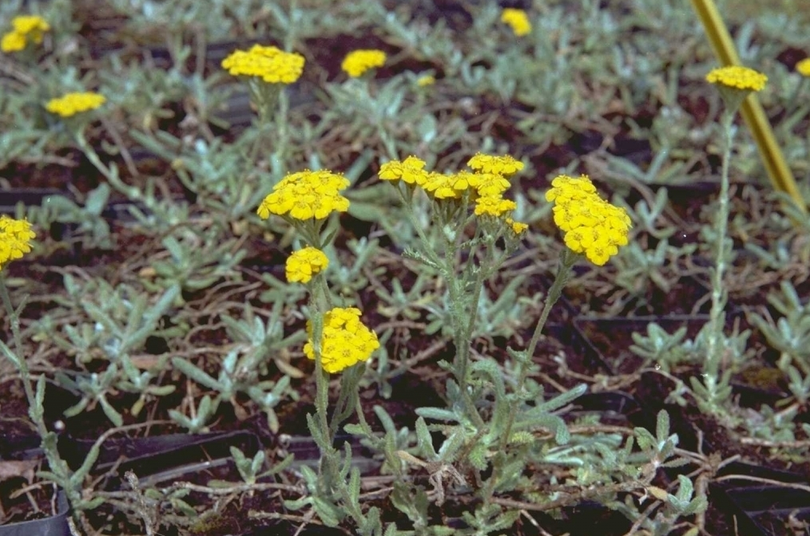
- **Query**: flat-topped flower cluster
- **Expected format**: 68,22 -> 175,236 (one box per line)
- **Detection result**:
303,307 -> 380,374
1,15 -> 50,53
221,44 -> 305,84
545,175 -> 632,266
379,153 -> 528,234
0,216 -> 36,271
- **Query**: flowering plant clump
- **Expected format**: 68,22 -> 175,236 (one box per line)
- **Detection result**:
341,49 -> 386,78
221,44 -> 305,84
303,307 -> 379,374
796,58 -> 810,77
500,8 -> 532,37
1,15 -> 50,53
705,65 -> 767,92
285,247 -> 329,283
45,92 -> 106,118
0,216 -> 36,270
257,169 -> 350,220
546,174 -> 632,266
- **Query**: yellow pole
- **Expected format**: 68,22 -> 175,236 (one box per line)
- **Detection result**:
690,0 -> 806,212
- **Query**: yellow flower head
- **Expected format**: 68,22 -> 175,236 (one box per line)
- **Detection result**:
0,216 -> 36,270
474,195 -> 516,217
416,74 -> 435,87
285,247 -> 329,283
545,174 -> 632,266
222,45 -> 305,84
796,58 -> 810,78
304,307 -> 380,374
468,172 -> 511,197
379,156 -> 429,186
45,92 -> 106,118
257,169 -> 350,221
501,8 -> 532,36
1,15 -> 49,53
467,153 -> 524,177
422,172 -> 475,200
705,65 -> 767,92
341,49 -> 386,78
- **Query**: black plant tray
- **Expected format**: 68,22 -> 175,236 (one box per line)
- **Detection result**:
0,188 -> 73,213
712,462 -> 810,536
0,489 -> 70,536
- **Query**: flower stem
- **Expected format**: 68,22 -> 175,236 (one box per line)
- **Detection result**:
0,277 -> 80,509
705,112 -> 735,380
485,248 -> 575,500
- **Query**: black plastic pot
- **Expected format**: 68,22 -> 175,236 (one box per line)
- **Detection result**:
0,489 -> 70,536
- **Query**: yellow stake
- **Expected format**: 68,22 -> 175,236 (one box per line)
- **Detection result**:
690,0 -> 806,213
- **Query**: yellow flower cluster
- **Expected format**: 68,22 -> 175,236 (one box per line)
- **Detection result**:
705,65 -> 767,92
474,195 -> 516,217
257,169 -> 350,221
45,92 -> 106,118
304,307 -> 380,374
379,154 -> 527,231
796,58 -> 810,78
500,8 -> 532,37
221,45 -> 305,84
379,155 -> 429,186
0,216 -> 36,271
285,247 -> 329,284
341,49 -> 386,78
545,175 -> 632,266
1,15 -> 50,53
467,153 -> 524,177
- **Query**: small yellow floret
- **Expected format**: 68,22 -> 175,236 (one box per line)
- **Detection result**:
416,74 -> 435,87
304,307 -> 379,374
705,65 -> 767,92
221,45 -> 305,84
505,218 -> 528,234
0,216 -> 36,270
285,247 -> 329,284
501,8 -> 532,36
341,49 -> 386,78
45,92 -> 106,118
796,58 -> 810,78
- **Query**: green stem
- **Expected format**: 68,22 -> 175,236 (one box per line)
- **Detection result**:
394,185 -> 442,267
271,90 -> 290,177
0,277 -> 79,508
76,133 -> 142,202
705,112 -> 735,380
485,248 -> 575,500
